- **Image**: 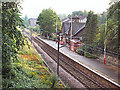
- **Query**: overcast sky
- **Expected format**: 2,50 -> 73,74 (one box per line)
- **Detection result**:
21,0 -> 111,18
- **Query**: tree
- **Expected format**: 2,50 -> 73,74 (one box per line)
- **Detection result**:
72,10 -> 88,16
37,8 -> 62,38
2,2 -> 25,87
105,1 -> 120,53
23,15 -> 29,27
58,14 -> 67,19
82,11 -> 98,45
98,12 -> 107,24
94,24 -> 105,49
94,1 -> 120,55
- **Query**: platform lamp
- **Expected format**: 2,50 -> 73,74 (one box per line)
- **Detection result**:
57,32 -> 61,76
104,9 -> 108,64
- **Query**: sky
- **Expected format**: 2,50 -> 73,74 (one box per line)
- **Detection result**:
21,0 -> 111,18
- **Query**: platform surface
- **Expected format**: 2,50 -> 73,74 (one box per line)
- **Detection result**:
39,37 -> 119,84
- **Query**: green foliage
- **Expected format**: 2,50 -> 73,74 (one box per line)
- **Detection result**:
58,14 -> 67,19
84,52 -> 96,58
50,34 -> 56,41
67,10 -> 88,18
37,8 -> 62,37
23,15 -> 29,27
77,47 -> 84,56
48,73 -> 58,88
81,1 -> 120,57
2,66 -> 41,88
77,46 -> 97,59
82,11 -> 98,44
93,1 -> 120,55
98,12 -> 107,24
105,1 -> 120,53
94,24 -> 105,49
2,2 -> 26,87
32,25 -> 40,33
72,10 -> 88,16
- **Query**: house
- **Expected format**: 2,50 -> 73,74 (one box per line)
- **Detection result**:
61,16 -> 86,52
61,16 -> 86,45
29,18 -> 37,27
61,18 -> 71,45
72,16 -> 87,23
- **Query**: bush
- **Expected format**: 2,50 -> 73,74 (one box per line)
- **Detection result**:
77,45 -> 97,59
77,48 -> 84,56
50,34 -> 56,41
48,73 -> 58,88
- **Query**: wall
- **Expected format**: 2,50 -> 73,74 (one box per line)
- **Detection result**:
98,54 -> 119,67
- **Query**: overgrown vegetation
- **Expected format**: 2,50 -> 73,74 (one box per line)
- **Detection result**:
3,38 -> 64,88
2,2 -> 63,88
77,1 -> 120,58
77,45 -> 98,58
2,2 -> 26,88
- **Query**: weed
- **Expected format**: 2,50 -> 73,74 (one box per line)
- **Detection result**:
48,73 -> 58,88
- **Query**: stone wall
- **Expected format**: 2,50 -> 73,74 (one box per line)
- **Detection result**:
98,54 -> 119,68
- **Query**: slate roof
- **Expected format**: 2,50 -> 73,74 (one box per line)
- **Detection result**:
64,23 -> 70,34
62,16 -> 86,37
72,22 -> 85,36
62,18 -> 71,34
73,24 -> 85,36
62,18 -> 70,23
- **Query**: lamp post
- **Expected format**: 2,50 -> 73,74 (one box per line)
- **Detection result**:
104,10 -> 108,64
56,17 -> 59,76
57,32 -> 60,76
54,16 -> 59,76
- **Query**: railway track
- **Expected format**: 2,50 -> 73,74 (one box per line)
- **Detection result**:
24,31 -> 119,89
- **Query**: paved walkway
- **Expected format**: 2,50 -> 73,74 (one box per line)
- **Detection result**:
39,37 -> 119,85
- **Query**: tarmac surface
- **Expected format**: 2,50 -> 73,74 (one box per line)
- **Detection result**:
40,38 -> 120,84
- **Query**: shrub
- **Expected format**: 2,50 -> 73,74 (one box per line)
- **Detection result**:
50,34 -> 56,41
77,48 -> 84,56
48,73 -> 58,88
77,45 -> 97,58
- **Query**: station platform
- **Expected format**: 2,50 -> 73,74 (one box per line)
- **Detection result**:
38,37 -> 120,85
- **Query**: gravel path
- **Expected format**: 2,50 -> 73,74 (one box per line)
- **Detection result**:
32,40 -> 86,88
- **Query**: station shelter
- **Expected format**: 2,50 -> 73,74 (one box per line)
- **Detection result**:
69,39 -> 82,52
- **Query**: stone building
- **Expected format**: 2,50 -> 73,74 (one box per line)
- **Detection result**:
61,16 -> 86,45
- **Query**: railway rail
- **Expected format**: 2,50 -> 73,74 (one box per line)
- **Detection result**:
25,31 -> 120,89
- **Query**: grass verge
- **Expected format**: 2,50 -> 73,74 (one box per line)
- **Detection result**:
3,38 -> 64,88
